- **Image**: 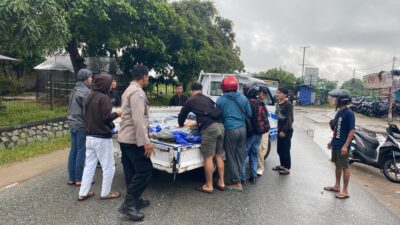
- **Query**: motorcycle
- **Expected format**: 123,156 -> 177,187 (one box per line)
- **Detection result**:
350,123 -> 400,183
367,100 -> 389,118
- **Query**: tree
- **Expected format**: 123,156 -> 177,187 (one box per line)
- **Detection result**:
254,68 -> 300,91
317,78 -> 337,91
63,0 -> 137,73
170,0 -> 244,86
341,78 -> 365,96
0,0 -> 70,77
0,0 -> 243,86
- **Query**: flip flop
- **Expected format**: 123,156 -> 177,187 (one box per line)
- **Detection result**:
214,184 -> 226,191
226,186 -> 244,193
100,191 -> 121,200
272,166 -> 284,171
195,186 -> 213,194
75,181 -> 95,187
279,169 -> 290,175
336,194 -> 350,200
324,187 -> 340,192
78,192 -> 95,201
67,181 -> 76,185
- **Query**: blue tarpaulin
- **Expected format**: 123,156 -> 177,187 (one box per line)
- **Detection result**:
298,86 -> 312,105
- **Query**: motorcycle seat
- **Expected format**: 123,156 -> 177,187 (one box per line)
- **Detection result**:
356,131 -> 379,149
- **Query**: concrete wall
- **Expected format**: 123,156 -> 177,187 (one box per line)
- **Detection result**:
0,118 -> 68,150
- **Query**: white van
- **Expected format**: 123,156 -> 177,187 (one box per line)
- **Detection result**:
198,72 -> 278,157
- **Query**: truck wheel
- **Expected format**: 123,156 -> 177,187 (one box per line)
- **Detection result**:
383,158 -> 400,183
263,140 -> 271,160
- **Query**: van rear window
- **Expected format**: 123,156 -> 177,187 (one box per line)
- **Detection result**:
210,81 -> 244,96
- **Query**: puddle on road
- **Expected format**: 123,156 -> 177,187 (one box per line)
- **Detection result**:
312,126 -> 333,158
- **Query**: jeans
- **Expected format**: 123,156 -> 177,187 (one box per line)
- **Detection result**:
120,143 -> 153,205
242,134 -> 262,180
277,130 -> 293,169
67,127 -> 86,182
79,137 -> 115,197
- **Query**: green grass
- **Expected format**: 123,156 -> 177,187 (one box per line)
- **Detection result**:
152,84 -> 176,94
0,101 -> 67,127
149,94 -> 174,106
0,135 -> 70,166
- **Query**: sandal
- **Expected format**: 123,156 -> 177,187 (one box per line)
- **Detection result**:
324,186 -> 340,192
75,181 -> 95,187
195,186 -> 213,194
100,191 -> 121,200
214,184 -> 226,191
272,166 -> 284,171
67,181 -> 76,185
279,168 -> 290,175
336,193 -> 350,199
226,186 -> 244,193
78,192 -> 95,201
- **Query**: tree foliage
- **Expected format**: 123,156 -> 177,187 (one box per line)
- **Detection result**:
0,0 -> 244,85
0,0 -> 70,76
169,0 -> 244,85
341,78 -> 365,96
317,78 -> 337,91
254,68 -> 300,91
0,0 -> 70,59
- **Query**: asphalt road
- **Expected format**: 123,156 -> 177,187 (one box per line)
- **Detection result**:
0,124 -> 399,225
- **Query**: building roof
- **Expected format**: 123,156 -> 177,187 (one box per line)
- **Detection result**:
0,54 -> 18,61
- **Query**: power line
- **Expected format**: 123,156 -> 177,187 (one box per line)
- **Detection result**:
357,58 -> 395,71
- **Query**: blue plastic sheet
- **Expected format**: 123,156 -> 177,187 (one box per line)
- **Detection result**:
171,131 -> 189,145
170,131 -> 202,145
186,134 -> 201,144
149,125 -> 162,133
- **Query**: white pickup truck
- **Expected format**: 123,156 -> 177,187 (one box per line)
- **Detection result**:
198,72 -> 278,143
113,72 -> 278,180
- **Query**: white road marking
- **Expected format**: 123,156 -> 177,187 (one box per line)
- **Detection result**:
0,183 -> 18,192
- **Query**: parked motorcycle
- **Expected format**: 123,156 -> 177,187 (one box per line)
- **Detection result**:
350,123 -> 400,183
369,100 -> 389,118
350,96 -> 364,113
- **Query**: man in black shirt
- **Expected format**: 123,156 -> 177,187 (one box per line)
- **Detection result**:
178,83 -> 225,193
273,88 -> 294,175
169,84 -> 188,106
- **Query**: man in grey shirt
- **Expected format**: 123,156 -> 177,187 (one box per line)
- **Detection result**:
67,68 -> 92,186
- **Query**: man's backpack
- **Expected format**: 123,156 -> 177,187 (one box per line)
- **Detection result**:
249,99 -> 270,135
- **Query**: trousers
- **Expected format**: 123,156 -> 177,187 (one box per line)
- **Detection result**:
277,130 -> 293,169
79,137 -> 115,197
120,143 -> 153,204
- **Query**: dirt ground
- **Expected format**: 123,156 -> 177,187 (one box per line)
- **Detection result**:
0,148 -> 69,191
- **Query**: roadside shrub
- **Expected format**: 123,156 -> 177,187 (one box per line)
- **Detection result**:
0,77 -> 25,96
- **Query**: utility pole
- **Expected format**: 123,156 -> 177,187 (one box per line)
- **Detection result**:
300,46 -> 309,84
388,56 -> 396,121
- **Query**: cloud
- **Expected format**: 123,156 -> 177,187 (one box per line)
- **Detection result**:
212,0 -> 400,82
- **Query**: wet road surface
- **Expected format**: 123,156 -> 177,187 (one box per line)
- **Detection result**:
0,122 -> 399,225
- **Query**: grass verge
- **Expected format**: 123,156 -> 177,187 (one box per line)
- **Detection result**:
0,135 -> 70,166
0,101 -> 67,127
149,94 -> 174,106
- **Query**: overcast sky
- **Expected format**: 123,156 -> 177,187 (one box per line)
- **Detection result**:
212,0 -> 400,82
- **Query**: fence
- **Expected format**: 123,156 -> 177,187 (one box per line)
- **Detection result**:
1,71 -> 178,121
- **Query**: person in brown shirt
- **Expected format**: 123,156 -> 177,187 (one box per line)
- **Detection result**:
117,65 -> 153,222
